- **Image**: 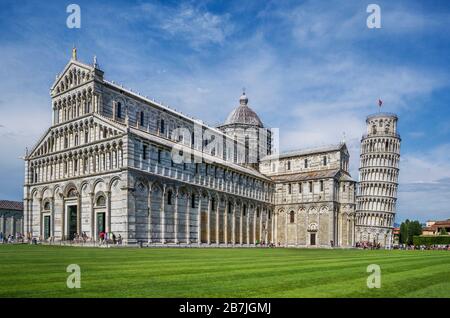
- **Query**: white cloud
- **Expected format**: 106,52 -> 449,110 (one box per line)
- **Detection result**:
132,3 -> 234,48
397,144 -> 450,221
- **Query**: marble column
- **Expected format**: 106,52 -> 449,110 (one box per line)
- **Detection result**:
246,206 -> 250,245
89,192 -> 95,240
186,194 -> 190,244
224,200 -> 228,245
105,190 -> 111,233
232,201 -> 236,245
239,205 -> 243,245
284,211 -> 288,247
216,199 -> 220,245
197,195 -> 202,245
51,196 -> 55,238
147,186 -> 152,243
295,210 -> 299,246
38,198 -> 43,240
161,186 -> 166,244
253,207 -> 257,244
207,196 -> 211,245
174,189 -> 179,244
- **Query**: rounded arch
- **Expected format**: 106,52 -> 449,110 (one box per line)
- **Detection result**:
63,182 -> 79,197
307,223 -> 318,232
94,191 -> 107,207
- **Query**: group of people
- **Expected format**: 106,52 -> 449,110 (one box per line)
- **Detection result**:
71,232 -> 90,243
355,241 -> 382,249
98,231 -> 122,246
0,232 -> 24,243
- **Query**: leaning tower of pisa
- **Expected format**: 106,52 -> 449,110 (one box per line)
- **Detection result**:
355,112 -> 401,248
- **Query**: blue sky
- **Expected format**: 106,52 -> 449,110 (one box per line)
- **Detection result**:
0,0 -> 450,222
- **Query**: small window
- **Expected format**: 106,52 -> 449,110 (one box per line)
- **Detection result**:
84,130 -> 89,143
191,194 -> 196,208
243,205 -> 247,216
211,198 -> 215,210
140,111 -> 144,126
157,149 -> 162,163
320,180 -> 324,192
167,190 -> 172,205
343,184 -> 346,192
288,184 -> 292,194
287,161 -> 291,170
290,211 -> 295,223
160,119 -> 165,134
309,181 -> 313,193
96,195 -> 106,207
256,208 -> 260,218
117,102 -> 122,119
43,201 -> 50,211
304,159 -> 308,168
228,201 -> 232,214
298,183 -> 302,193
143,144 -> 147,160
323,156 -> 327,166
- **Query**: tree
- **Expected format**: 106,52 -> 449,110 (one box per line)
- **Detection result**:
439,227 -> 448,236
399,220 -> 409,244
399,219 -> 422,245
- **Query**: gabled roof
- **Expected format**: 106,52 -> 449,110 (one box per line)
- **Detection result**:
0,200 -> 23,211
26,113 -> 126,159
261,143 -> 348,161
50,59 -> 94,91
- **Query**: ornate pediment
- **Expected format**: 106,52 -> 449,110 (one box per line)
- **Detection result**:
26,114 -> 126,160
50,60 -> 95,96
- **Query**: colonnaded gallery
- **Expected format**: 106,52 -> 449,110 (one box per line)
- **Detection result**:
23,49 -> 401,248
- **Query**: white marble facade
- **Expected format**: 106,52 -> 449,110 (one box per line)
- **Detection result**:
23,51 -> 399,248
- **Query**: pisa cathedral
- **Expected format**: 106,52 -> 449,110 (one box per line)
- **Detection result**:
23,49 -> 400,248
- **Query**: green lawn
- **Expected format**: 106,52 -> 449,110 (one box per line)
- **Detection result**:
1,245 -> 449,298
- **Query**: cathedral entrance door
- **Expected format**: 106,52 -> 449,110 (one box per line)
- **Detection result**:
96,212 -> 105,239
310,233 -> 316,246
67,205 -> 78,240
44,215 -> 51,240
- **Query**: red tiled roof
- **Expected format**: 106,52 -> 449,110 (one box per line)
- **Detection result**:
433,220 -> 450,226
0,200 -> 23,211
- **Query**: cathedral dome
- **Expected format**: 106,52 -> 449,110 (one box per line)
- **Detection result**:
223,92 -> 263,127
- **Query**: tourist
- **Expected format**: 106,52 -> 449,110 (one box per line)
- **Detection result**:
99,231 -> 105,245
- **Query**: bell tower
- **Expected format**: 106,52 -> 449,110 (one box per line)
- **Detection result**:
355,107 -> 401,248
